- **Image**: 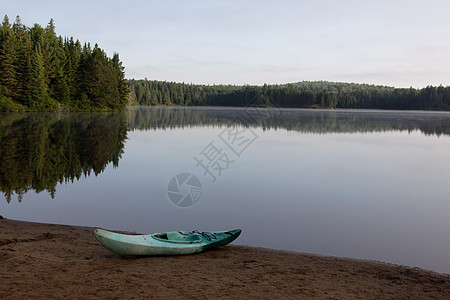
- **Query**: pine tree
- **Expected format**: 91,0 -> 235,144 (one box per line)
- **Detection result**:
0,15 -> 18,99
15,25 -> 33,107
30,44 -> 50,108
63,37 -> 81,105
1,15 -> 130,111
111,53 -> 129,109
43,19 -> 64,101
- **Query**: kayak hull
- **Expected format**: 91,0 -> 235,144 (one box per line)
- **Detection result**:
93,228 -> 241,256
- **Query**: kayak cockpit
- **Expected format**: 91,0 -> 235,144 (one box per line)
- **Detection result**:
151,231 -> 203,244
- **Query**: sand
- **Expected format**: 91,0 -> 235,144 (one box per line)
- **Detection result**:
1,217 -> 449,299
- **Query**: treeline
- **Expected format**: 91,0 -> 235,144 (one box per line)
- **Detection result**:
128,79 -> 450,111
0,15 -> 128,111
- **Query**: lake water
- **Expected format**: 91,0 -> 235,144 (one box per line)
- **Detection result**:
1,107 -> 450,274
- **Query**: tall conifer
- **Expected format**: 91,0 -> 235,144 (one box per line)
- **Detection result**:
0,14 -> 129,111
0,15 -> 18,99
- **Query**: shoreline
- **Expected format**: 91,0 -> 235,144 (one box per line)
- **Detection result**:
3,104 -> 450,113
1,218 -> 449,299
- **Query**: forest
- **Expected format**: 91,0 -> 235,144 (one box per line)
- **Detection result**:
0,15 -> 128,111
128,79 -> 450,111
2,15 -> 450,112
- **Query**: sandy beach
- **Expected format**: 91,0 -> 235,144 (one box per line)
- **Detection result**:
1,217 -> 449,299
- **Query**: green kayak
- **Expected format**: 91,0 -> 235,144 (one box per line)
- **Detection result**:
93,228 -> 241,256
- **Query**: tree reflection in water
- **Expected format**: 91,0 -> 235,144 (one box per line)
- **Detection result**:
2,107 -> 450,203
0,112 -> 127,202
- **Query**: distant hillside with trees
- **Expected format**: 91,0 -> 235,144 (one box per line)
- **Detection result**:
0,15 -> 128,111
2,14 -> 449,112
128,79 -> 450,111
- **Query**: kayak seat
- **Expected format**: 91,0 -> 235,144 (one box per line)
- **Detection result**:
158,233 -> 168,240
152,231 -> 203,243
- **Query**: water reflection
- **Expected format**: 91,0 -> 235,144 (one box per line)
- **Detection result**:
0,112 -> 127,202
2,107 -> 450,203
2,107 -> 450,273
127,106 -> 450,136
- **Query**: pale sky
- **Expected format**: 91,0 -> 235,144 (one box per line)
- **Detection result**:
3,0 -> 450,87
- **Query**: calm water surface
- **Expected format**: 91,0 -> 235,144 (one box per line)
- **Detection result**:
1,107 -> 450,274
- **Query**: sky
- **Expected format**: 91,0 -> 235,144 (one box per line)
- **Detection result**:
2,0 -> 450,88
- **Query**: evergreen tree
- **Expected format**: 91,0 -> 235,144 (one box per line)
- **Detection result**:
63,37 -> 82,104
111,53 -> 129,108
14,21 -> 33,107
0,15 -> 128,111
30,44 -> 50,108
0,15 -> 18,99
